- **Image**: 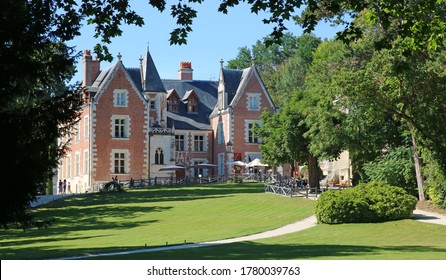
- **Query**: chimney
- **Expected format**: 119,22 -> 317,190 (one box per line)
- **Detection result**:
178,62 -> 193,80
82,50 -> 100,87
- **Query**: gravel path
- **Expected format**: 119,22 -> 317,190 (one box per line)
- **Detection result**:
412,209 -> 446,226
31,194 -> 73,207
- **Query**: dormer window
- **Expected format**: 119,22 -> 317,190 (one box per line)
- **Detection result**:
187,97 -> 198,113
168,97 -> 179,112
167,89 -> 180,112
183,90 -> 198,113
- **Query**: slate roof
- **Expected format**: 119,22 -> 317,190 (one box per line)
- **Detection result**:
210,66 -> 253,117
162,80 -> 218,130
89,63 -> 118,94
125,68 -> 142,91
87,49 -> 269,131
141,49 -> 166,92
221,68 -> 244,105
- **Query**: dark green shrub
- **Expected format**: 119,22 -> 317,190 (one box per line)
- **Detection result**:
424,153 -> 446,209
101,181 -> 125,193
363,146 -> 417,197
314,182 -> 417,224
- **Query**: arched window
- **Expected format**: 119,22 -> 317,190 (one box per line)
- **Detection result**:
155,148 -> 164,164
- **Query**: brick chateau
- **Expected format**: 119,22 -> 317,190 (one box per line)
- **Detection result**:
57,48 -> 276,192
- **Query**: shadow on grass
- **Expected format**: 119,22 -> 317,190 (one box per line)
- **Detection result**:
101,242 -> 446,260
0,183 -> 269,259
41,183 -> 264,207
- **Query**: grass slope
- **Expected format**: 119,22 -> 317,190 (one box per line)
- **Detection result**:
0,183 -> 314,259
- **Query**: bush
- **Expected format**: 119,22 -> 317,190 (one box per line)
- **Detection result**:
423,154 -> 446,209
101,181 -> 125,193
363,146 -> 417,197
314,182 -> 417,224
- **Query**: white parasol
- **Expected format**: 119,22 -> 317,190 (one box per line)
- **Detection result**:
246,158 -> 268,167
159,165 -> 186,171
228,161 -> 246,167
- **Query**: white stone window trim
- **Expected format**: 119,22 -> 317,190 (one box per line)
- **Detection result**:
75,152 -> 80,176
247,93 -> 261,111
83,116 -> 89,139
66,155 -> 71,178
192,133 -> 207,152
245,119 -> 262,144
74,121 -> 81,142
113,89 -> 129,107
111,114 -> 131,139
83,150 -> 89,175
175,134 -> 186,152
110,149 -> 130,174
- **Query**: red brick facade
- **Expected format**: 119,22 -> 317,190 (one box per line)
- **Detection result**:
57,50 -> 276,191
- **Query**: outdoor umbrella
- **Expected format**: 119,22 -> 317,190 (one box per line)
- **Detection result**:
228,161 -> 246,167
190,163 -> 217,168
246,158 -> 268,167
159,165 -> 186,171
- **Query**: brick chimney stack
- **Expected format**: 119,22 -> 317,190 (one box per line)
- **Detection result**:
82,50 -> 100,87
178,62 -> 193,80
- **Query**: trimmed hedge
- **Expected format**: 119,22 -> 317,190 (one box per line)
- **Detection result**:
314,182 -> 417,224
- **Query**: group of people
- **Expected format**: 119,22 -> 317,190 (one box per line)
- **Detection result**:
58,179 -> 71,194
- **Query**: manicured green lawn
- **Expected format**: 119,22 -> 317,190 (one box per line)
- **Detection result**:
0,183 -> 314,259
105,220 -> 446,260
3,182 -> 445,260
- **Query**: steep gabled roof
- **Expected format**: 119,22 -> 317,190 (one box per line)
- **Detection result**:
167,89 -> 180,99
89,60 -> 146,103
182,89 -> 198,101
210,64 -> 275,117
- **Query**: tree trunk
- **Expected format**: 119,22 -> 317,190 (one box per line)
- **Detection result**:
308,154 -> 320,192
290,162 -> 295,177
409,126 -> 425,201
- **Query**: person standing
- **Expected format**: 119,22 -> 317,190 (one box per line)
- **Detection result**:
67,182 -> 71,194
58,180 -> 63,194
63,179 -> 67,194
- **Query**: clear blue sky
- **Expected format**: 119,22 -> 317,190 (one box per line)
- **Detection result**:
68,1 -> 342,84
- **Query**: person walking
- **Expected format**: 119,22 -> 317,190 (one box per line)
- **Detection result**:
63,179 -> 67,194
67,182 -> 71,194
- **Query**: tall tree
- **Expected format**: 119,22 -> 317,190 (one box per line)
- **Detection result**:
258,93 -> 321,191
304,14 -> 446,200
226,33 -> 300,71
266,33 -> 321,108
301,37 -> 408,185
0,0 -> 144,228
